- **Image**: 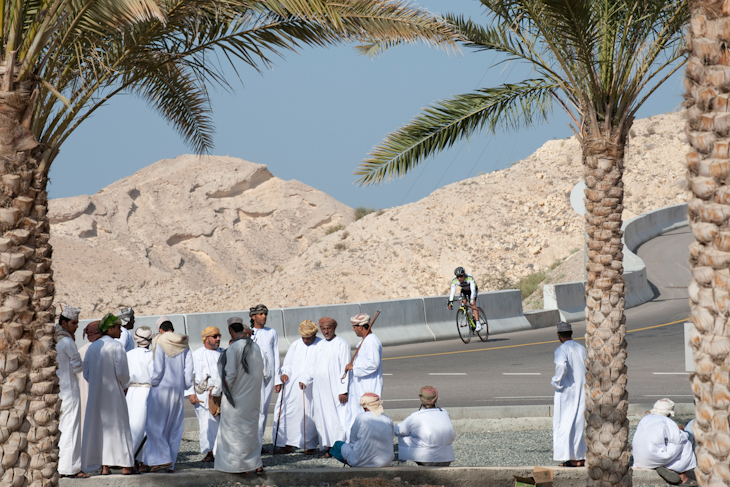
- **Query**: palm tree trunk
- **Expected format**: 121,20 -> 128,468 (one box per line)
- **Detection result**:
685,2 -> 730,485
582,130 -> 632,487
0,60 -> 59,486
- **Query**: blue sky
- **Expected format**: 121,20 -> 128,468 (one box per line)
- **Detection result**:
47,0 -> 686,210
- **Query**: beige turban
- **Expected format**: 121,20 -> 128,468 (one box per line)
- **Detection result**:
156,315 -> 171,327
202,326 -> 221,340
650,398 -> 675,417
419,385 -> 438,407
360,392 -> 384,416
350,313 -> 370,326
319,317 -> 337,327
299,320 -> 318,338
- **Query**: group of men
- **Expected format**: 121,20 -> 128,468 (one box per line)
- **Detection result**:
55,302 -> 458,478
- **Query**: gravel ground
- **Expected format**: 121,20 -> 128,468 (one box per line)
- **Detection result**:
175,413 -> 695,487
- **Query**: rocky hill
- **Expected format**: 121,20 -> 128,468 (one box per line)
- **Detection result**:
50,112 -> 690,316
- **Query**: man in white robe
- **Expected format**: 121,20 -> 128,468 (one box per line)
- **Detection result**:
126,326 -> 154,467
77,320 -> 101,441
185,325 -> 223,462
330,392 -> 394,467
344,313 -> 383,439
214,321 -> 264,474
56,304 -> 88,478
116,306 -> 135,352
310,317 -> 350,454
81,313 -> 135,475
273,320 -> 321,453
395,386 -> 455,466
144,317 -> 193,472
250,304 -> 282,447
551,322 -> 587,467
633,398 -> 697,485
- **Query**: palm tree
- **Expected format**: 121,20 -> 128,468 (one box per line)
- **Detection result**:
0,0 -> 456,483
356,1 -> 687,485
685,1 -> 730,485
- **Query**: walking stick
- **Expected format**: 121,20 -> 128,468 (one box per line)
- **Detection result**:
341,310 -> 381,383
302,388 -> 307,456
273,381 -> 285,455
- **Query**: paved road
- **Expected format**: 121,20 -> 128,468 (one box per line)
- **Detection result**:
379,225 -> 693,408
184,225 -> 693,420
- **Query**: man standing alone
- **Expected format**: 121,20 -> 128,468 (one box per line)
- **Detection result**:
311,317 -> 351,454
56,304 -> 88,478
551,322 -> 586,467
250,304 -> 281,446
186,326 -> 223,462
344,313 -> 383,439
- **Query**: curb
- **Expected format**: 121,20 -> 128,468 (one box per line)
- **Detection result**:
57,466 -> 679,487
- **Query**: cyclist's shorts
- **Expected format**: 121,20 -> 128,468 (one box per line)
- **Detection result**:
460,291 -> 477,303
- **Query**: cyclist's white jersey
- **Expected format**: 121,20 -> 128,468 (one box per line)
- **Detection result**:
449,274 -> 477,303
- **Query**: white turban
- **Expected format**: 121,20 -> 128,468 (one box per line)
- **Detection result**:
60,304 -> 80,321
134,327 -> 154,347
650,398 -> 675,417
350,313 -> 370,327
156,315 -> 171,327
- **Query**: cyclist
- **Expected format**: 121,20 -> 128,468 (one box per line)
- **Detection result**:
447,267 -> 481,332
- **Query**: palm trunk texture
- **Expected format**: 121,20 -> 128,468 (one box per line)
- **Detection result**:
685,2 -> 730,486
0,61 -> 59,487
582,133 -> 631,487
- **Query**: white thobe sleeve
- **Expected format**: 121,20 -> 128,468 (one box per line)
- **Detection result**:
353,339 -> 379,378
261,349 -> 272,385
394,415 -> 413,437
350,415 -> 361,443
184,352 -> 196,397
83,353 -> 90,381
150,345 -> 166,387
337,341 -> 350,396
664,421 -> 690,458
63,341 -> 83,374
183,349 -> 194,390
273,332 -> 282,386
116,344 -> 130,387
551,347 -> 567,392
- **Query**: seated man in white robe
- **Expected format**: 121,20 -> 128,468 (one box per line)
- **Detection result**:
344,313 -> 383,439
185,325 -> 223,462
395,386 -> 455,466
330,392 -> 394,467
56,304 -> 89,479
551,321 -> 586,467
214,321 -> 264,474
81,313 -> 135,475
126,326 -> 154,468
144,317 -> 193,473
273,320 -> 321,453
311,317 -> 351,456
633,398 -> 697,486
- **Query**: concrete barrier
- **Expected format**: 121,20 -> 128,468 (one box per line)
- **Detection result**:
544,203 -> 689,322
478,289 -> 531,334
359,298 -> 435,347
524,309 -> 560,329
422,295 -> 459,340
281,303 -> 361,348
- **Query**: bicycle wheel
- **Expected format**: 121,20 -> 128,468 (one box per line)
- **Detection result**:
476,307 -> 489,342
456,309 -> 471,343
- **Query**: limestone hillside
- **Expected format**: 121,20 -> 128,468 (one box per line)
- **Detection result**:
50,112 -> 690,317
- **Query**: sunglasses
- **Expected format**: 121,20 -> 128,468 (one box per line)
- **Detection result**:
209,334 -> 221,339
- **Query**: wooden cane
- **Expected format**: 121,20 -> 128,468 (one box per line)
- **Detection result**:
341,310 -> 381,382
273,381 -> 285,455
302,388 -> 307,456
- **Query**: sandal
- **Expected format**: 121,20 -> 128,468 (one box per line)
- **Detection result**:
656,467 -> 682,485
149,463 -> 172,473
60,472 -> 90,479
201,452 -> 214,463
255,467 -> 265,475
559,461 -> 583,467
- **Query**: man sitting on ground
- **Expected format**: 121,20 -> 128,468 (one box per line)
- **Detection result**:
395,386 -> 455,466
329,392 -> 394,467
632,398 -> 697,486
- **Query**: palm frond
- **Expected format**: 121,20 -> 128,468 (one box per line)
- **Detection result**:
356,79 -> 557,185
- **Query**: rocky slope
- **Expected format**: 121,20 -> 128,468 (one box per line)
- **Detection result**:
50,112 -> 690,316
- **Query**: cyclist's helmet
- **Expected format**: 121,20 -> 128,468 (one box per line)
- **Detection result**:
454,267 -> 466,277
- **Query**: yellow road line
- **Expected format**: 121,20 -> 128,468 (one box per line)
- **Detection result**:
383,317 -> 688,361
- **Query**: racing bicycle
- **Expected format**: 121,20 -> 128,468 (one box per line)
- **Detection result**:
451,295 -> 488,344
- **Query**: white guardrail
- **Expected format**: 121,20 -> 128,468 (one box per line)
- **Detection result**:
73,203 -> 689,353
543,203 -> 689,322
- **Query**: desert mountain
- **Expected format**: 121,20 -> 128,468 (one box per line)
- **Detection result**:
50,112 -> 689,316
